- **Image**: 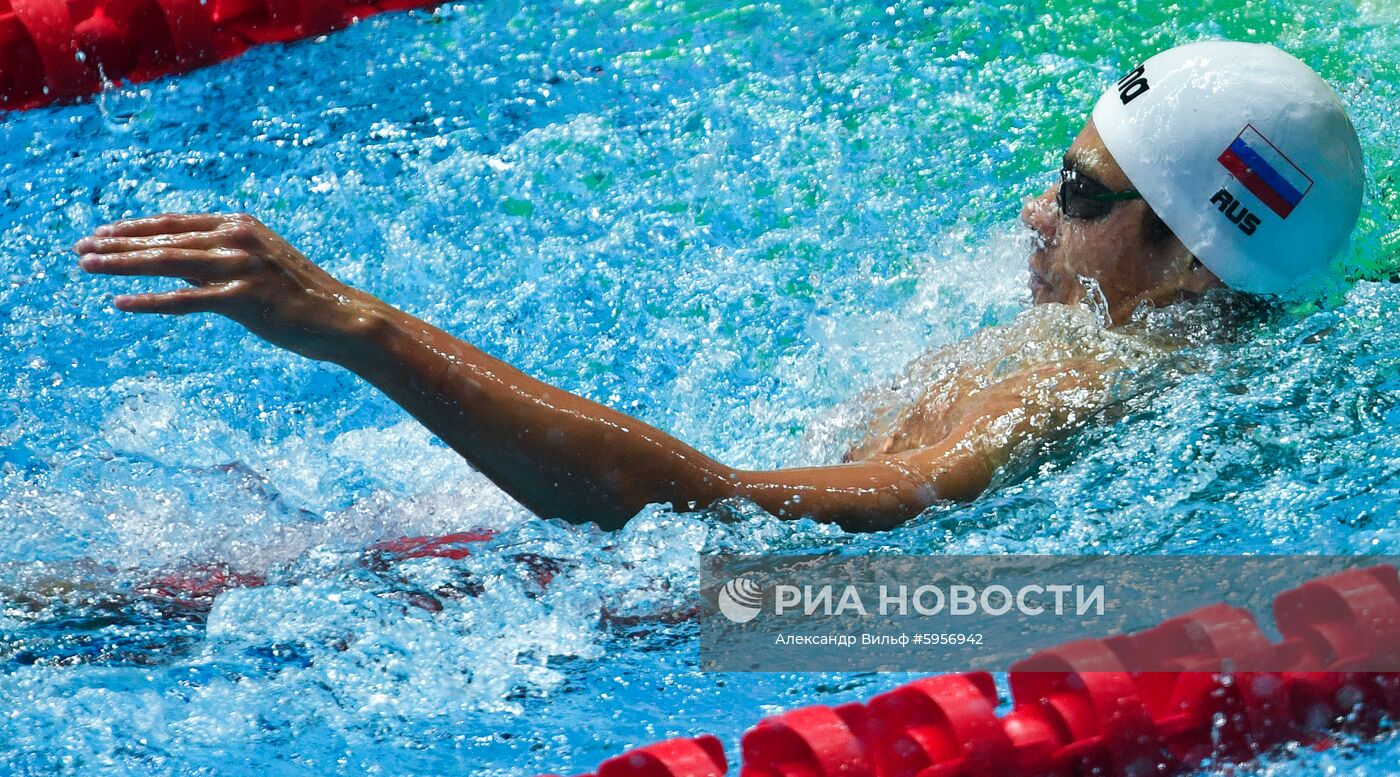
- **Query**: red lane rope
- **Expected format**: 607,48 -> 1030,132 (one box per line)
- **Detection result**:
0,0 -> 441,110
545,564 -> 1400,777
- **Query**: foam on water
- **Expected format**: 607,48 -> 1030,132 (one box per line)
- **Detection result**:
2,0 -> 1399,773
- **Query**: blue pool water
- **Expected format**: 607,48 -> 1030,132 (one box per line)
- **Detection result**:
3,0 -> 1400,773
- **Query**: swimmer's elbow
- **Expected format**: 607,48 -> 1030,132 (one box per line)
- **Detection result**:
927,456 -> 997,503
869,444 -> 999,512
716,462 -> 947,533
579,462 -> 746,530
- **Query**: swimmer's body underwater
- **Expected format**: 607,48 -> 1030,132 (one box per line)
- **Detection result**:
73,41 -> 1366,533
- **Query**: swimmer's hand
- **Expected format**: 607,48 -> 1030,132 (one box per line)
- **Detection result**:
75,213 -> 380,363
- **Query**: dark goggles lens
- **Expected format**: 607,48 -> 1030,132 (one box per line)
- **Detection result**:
1057,166 -> 1142,220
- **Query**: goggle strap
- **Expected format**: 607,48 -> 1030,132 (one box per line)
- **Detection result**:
1092,189 -> 1144,202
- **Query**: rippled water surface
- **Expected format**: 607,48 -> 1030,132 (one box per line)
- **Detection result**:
3,0 -> 1399,773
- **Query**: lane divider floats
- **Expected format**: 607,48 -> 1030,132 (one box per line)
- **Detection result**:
541,564 -> 1400,777
0,0 -> 441,110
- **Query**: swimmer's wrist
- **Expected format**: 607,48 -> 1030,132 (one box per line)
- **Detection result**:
320,294 -> 397,367
321,295 -> 464,381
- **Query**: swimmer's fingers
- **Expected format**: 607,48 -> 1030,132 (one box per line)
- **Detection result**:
75,229 -> 238,255
79,248 -> 247,280
90,213 -> 230,239
113,283 -> 245,315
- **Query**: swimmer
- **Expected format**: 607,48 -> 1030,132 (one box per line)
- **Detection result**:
73,41 -> 1364,533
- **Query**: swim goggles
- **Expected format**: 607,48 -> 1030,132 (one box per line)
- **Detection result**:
1057,165 -> 1142,220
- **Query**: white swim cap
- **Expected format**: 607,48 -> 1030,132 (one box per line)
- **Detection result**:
1091,40 -> 1364,297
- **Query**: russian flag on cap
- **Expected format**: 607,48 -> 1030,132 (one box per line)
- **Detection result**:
1217,125 -> 1313,219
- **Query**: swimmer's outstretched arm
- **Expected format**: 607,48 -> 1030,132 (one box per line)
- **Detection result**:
75,213 -> 1080,532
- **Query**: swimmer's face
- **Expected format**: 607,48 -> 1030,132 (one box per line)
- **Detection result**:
1020,120 -> 1222,324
